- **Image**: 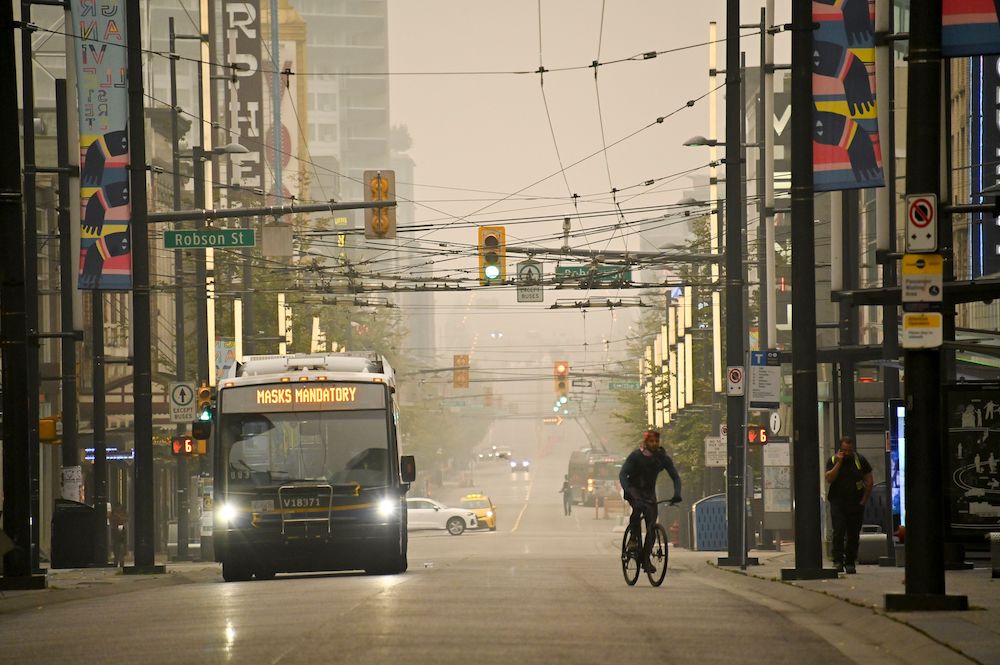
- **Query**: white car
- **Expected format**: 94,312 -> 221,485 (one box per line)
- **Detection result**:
406,498 -> 478,535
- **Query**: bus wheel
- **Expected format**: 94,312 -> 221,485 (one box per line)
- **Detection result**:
222,558 -> 252,582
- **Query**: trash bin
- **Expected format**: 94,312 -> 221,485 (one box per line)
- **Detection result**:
51,499 -> 97,568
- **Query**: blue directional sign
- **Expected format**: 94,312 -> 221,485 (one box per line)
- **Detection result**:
748,350 -> 781,408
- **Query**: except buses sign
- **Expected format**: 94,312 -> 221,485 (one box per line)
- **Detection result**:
164,229 -> 256,249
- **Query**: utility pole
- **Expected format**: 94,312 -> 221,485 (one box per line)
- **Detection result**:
718,0 -> 747,569
124,0 -> 163,574
781,0 -> 837,581
884,0 -> 967,612
0,0 -> 45,590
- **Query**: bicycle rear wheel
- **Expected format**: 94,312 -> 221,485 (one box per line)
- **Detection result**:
621,525 -> 640,586
645,524 -> 669,587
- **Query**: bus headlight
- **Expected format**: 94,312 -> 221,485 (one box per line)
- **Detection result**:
218,502 -> 238,524
378,498 -> 396,517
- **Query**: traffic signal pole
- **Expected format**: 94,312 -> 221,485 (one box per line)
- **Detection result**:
169,18 -> 190,561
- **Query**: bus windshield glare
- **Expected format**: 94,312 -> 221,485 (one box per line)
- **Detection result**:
221,410 -> 390,489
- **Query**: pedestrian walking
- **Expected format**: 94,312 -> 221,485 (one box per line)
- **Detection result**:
559,475 -> 572,516
110,502 -> 127,567
825,436 -> 873,574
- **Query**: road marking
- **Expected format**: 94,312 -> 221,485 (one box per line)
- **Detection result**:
510,483 -> 532,532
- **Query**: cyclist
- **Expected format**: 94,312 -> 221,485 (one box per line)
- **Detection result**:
619,429 -> 682,573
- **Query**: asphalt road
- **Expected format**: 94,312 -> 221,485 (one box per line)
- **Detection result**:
0,427 -> 861,665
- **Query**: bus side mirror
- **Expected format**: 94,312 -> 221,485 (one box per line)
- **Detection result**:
400,455 -> 416,483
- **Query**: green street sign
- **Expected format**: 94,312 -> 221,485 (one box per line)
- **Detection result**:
609,381 -> 640,390
555,265 -> 632,284
164,229 -> 256,249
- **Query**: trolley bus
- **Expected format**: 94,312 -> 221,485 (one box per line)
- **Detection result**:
567,448 -> 624,506
208,353 -> 414,581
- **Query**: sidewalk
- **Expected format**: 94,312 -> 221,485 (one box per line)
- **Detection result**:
707,549 -> 1000,665
0,561 -> 220,616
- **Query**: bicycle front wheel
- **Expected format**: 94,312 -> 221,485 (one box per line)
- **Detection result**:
621,525 -> 640,586
645,524 -> 669,586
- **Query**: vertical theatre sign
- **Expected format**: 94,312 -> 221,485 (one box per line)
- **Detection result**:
811,0 -> 884,191
224,0 -> 265,194
71,0 -> 132,290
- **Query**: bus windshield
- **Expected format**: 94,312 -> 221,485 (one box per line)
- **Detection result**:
592,460 -> 622,481
221,410 -> 390,489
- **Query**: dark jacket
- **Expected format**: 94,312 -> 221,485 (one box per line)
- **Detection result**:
619,447 -> 682,504
825,452 -> 872,506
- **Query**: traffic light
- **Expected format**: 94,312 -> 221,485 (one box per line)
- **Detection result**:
478,226 -> 506,285
453,354 -> 470,389
196,382 -> 213,421
363,169 -> 396,239
192,382 -> 213,442
747,425 -> 769,445
171,436 -> 197,456
39,416 -> 61,444
554,361 -> 569,402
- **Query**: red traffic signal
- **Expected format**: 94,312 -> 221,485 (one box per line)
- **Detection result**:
171,436 -> 196,456
746,426 -> 768,445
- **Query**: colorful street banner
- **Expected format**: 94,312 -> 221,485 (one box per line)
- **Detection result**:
70,0 -> 132,290
969,56 -> 1000,277
812,0 -> 885,192
943,0 -> 1000,57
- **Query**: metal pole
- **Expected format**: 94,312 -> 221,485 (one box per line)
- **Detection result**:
756,8 -> 769,348
764,0 -> 776,348
169,18 -> 190,562
781,0 -> 835,581
124,0 -> 162,573
885,0 -> 966,611
0,0 -> 44,589
20,0 -> 42,573
91,293 -> 108,565
193,148 -> 209,387
878,1 -> 901,566
840,192 -> 858,441
719,0 -> 746,568
56,80 -> 79,476
243,248 -> 254,356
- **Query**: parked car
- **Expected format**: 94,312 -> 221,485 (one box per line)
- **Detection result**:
405,498 -> 478,535
460,493 -> 497,531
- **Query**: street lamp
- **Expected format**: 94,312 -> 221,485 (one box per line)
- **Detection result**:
683,135 -> 722,147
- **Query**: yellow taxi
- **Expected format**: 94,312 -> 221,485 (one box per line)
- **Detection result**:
460,493 -> 497,531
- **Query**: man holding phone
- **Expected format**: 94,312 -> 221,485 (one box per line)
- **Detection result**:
825,436 -> 874,574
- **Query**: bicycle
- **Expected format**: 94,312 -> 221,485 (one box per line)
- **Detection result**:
620,499 -> 677,587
